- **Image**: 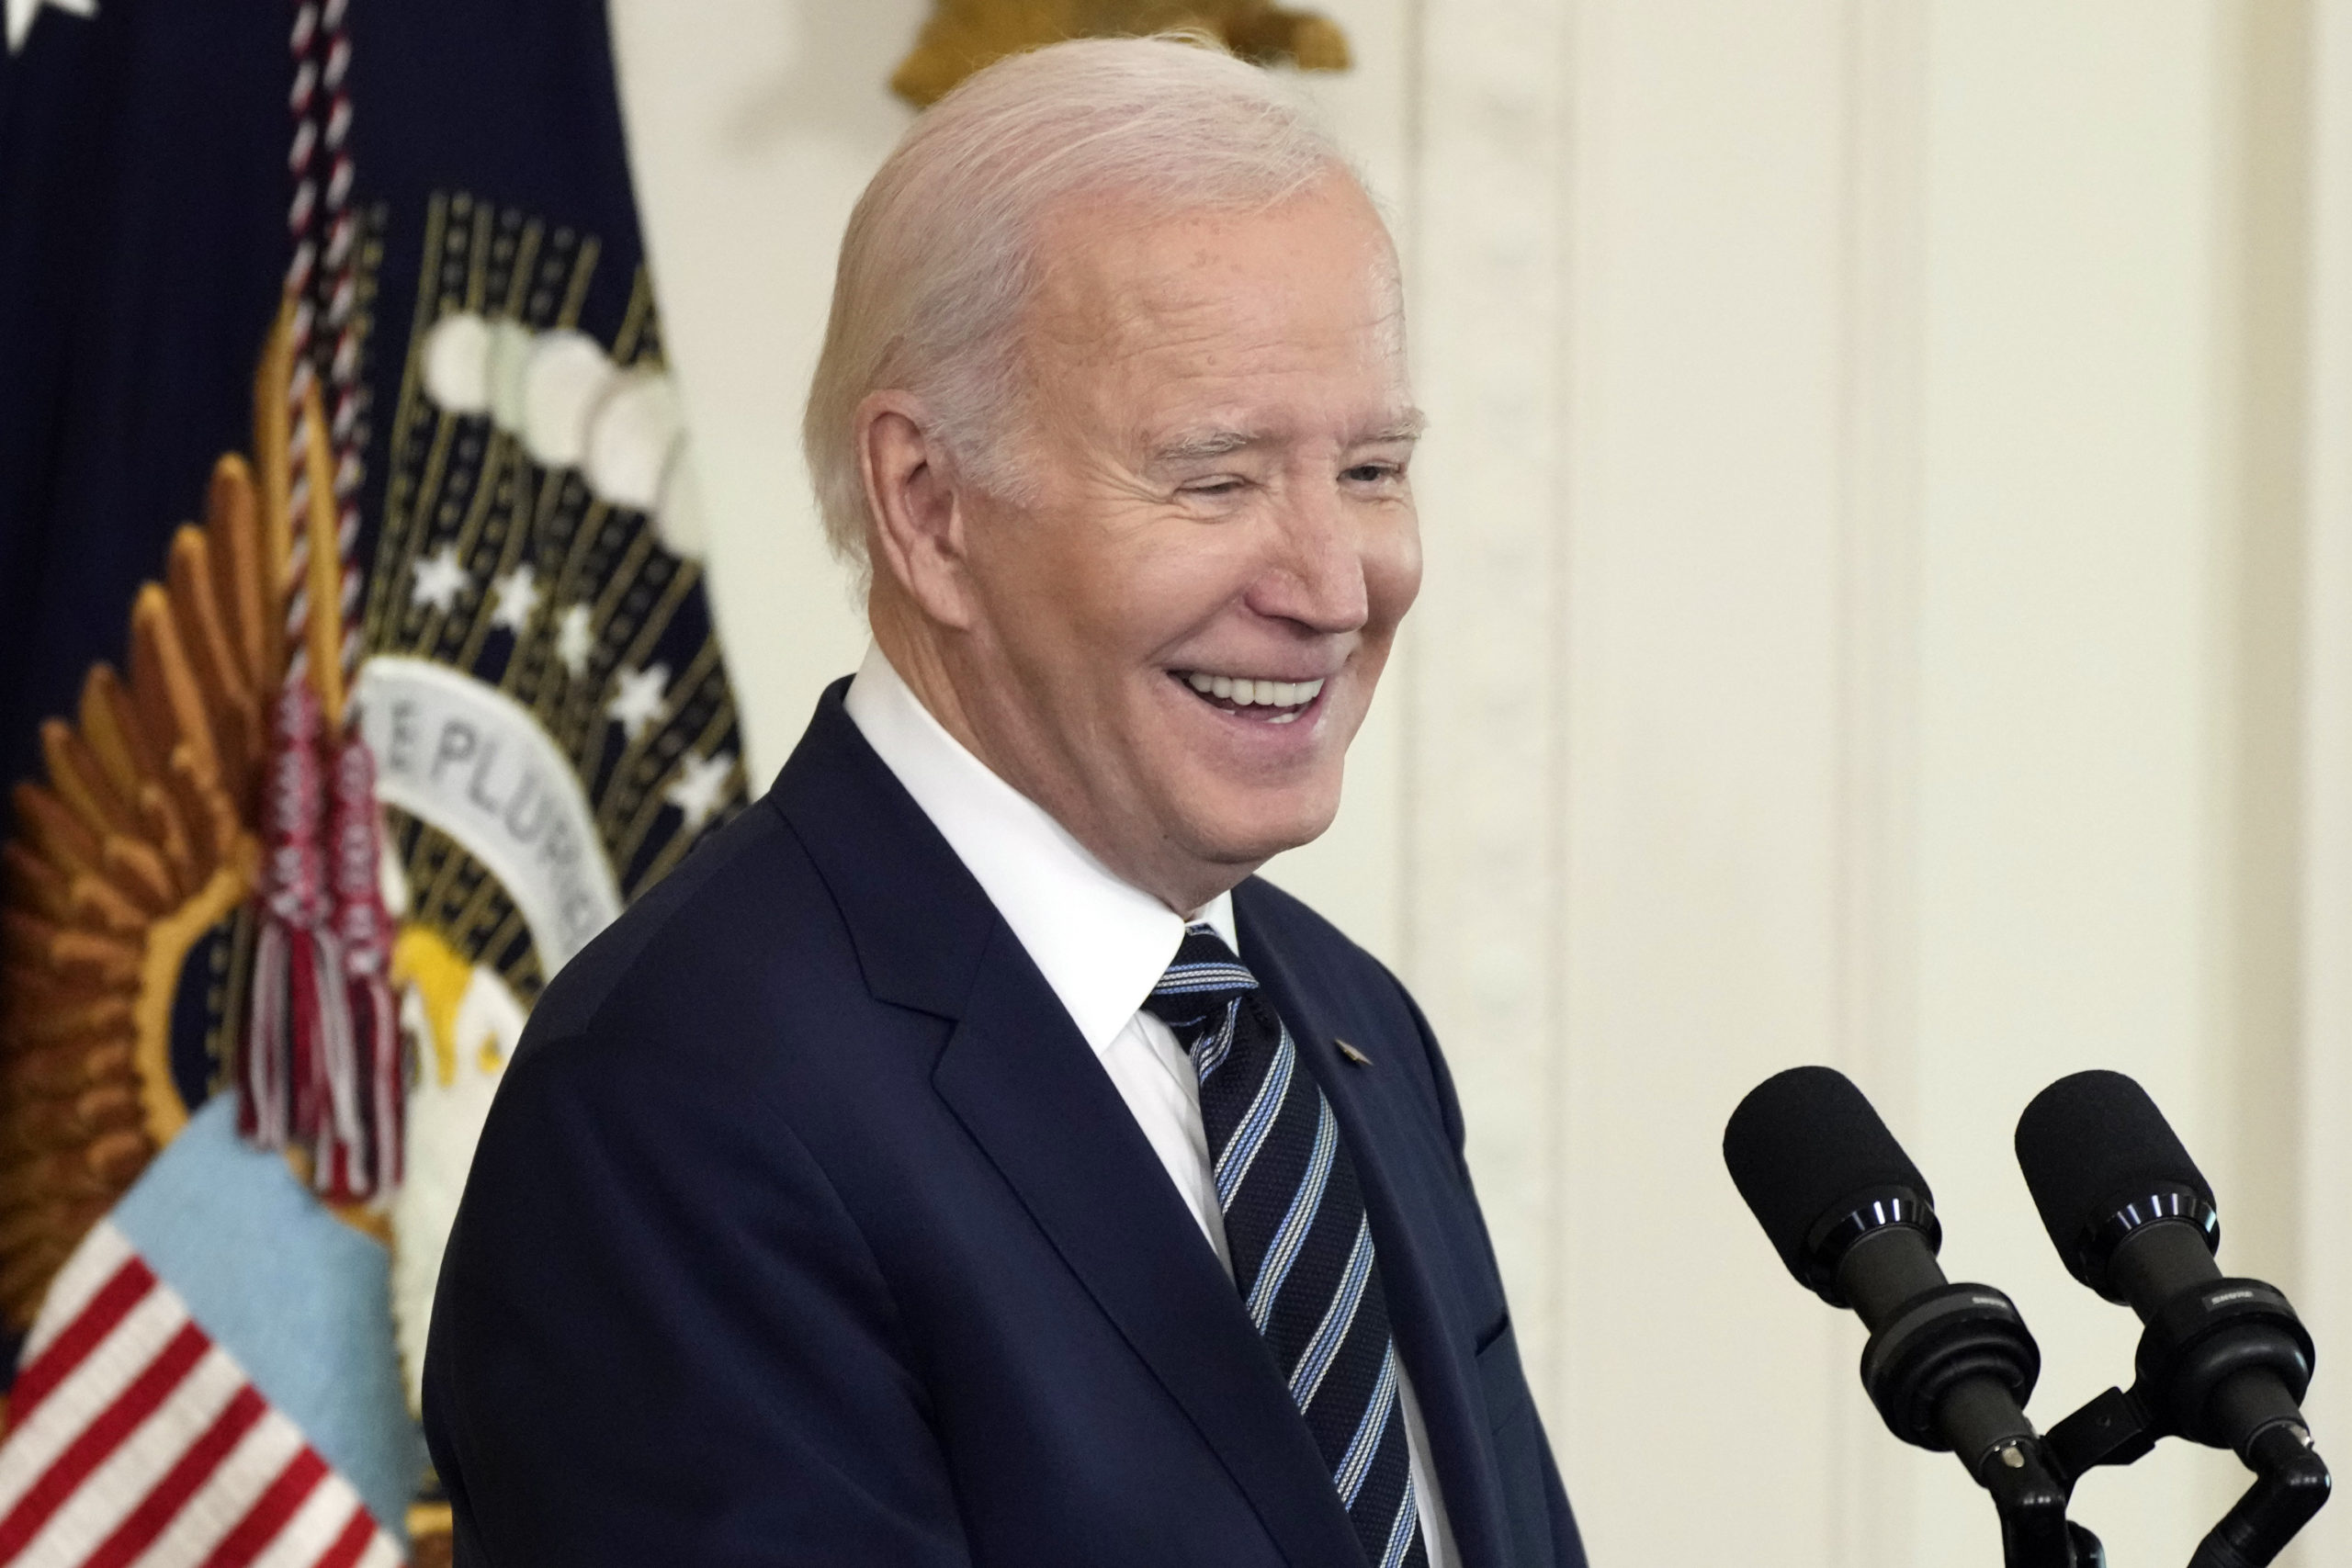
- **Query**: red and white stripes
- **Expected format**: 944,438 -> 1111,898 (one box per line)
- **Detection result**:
0,1226 -> 398,1568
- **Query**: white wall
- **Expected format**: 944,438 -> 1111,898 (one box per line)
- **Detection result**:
607,0 -> 909,770
610,3 -> 2337,1562
1910,6 -> 2241,1562
2300,7 -> 2352,1568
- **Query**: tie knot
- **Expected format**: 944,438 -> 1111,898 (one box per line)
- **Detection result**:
1143,922 -> 1258,1032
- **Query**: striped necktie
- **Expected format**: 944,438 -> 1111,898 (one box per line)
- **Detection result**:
1144,923 -> 1429,1568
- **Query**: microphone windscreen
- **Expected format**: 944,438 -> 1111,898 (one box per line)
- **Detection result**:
1723,1066 -> 1932,1286
2014,1070 -> 2213,1270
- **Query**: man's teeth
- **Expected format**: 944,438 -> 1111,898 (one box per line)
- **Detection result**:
1182,671 -> 1325,712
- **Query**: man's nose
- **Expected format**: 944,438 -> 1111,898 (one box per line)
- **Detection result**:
1246,486 -> 1370,634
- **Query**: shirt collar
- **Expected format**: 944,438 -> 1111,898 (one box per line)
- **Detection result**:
842,643 -> 1238,1055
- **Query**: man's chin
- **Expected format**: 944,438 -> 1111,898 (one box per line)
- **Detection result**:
1178,795 -> 1343,877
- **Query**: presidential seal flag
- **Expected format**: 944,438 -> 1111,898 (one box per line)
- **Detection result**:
360,185 -> 746,1443
0,1 -> 747,1562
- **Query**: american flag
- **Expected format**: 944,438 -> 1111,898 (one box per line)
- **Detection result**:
0,1223 -> 401,1568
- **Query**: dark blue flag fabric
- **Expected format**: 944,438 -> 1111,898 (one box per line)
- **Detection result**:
0,0 -> 292,799
0,3 -> 745,1561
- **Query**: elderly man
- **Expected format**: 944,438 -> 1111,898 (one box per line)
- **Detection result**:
424,36 -> 1584,1568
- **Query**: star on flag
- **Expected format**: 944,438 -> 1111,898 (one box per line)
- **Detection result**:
662,750 -> 737,833
6,0 -> 95,54
555,604 -> 594,676
605,663 -> 671,742
410,544 -> 471,615
489,563 -> 542,632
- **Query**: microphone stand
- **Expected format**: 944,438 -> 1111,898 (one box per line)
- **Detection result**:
2044,1384 -> 2330,1568
2188,1424 -> 2331,1568
1973,1434 -> 2106,1568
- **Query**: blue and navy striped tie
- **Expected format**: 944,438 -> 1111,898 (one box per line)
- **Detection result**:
1145,923 -> 1429,1568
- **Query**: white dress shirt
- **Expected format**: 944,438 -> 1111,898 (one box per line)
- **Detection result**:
845,644 -> 1455,1566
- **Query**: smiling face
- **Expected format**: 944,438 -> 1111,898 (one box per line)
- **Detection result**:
862,173 -> 1422,913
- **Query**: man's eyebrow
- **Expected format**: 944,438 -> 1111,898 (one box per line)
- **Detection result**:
1353,411 -> 1429,446
1148,411 -> 1430,465
1149,427 -> 1267,464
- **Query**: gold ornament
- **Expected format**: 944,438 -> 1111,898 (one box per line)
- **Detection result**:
0,307 -> 329,1332
891,0 -> 1351,109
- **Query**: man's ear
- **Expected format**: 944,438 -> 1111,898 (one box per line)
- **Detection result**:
855,390 -> 976,629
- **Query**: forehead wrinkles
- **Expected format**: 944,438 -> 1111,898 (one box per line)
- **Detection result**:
1020,192 -> 1409,441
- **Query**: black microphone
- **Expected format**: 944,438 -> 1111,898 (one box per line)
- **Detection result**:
1724,1066 -> 2048,1482
2016,1071 -> 2317,1460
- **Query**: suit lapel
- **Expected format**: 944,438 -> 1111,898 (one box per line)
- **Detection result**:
1241,920 -> 1517,1568
773,688 -> 1363,1565
933,925 -> 1365,1567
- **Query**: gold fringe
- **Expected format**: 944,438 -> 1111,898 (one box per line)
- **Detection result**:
299,378 -> 347,729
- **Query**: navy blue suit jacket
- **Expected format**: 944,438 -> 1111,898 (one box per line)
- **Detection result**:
424,682 -> 1586,1567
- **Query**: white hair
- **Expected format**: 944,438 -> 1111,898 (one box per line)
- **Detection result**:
802,35 -> 1365,572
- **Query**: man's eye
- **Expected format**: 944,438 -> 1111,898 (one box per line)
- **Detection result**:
1182,479 -> 1247,498
1343,463 -> 1401,484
